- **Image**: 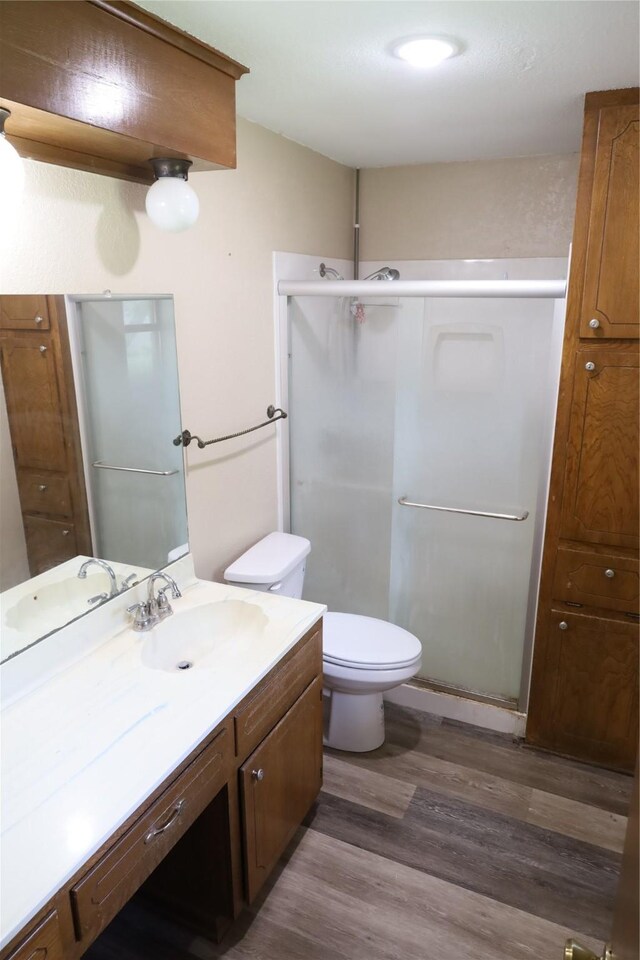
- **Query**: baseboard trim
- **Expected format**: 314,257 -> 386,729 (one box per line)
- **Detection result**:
384,682 -> 527,737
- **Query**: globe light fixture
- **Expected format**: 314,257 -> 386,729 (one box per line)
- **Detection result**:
145,158 -> 200,232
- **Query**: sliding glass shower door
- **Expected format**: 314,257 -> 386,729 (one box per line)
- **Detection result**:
288,272 -> 563,704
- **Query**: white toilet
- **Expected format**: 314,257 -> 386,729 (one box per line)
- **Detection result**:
224,532 -> 422,752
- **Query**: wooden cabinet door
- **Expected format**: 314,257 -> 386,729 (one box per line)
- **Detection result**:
0,295 -> 50,331
560,349 -> 639,548
580,103 -> 639,339
240,677 -> 322,903
531,609 -> 638,770
0,335 -> 68,473
4,910 -> 64,960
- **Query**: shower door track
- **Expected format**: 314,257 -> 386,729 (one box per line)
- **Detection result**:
403,676 -> 519,712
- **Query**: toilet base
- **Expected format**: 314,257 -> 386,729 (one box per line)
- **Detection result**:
323,689 -> 385,752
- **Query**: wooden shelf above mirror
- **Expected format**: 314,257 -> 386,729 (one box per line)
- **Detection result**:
0,0 -> 249,184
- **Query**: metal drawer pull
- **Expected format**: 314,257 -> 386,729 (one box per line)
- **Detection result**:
144,799 -> 185,844
558,621 -> 568,630
252,768 -> 265,782
34,315 -> 43,324
38,484 -> 47,492
39,345 -> 47,353
398,497 -> 528,522
588,318 -> 600,329
61,529 -> 70,536
604,569 -> 615,578
585,361 -> 596,371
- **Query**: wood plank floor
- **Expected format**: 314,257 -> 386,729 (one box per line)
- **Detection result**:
87,702 -> 632,960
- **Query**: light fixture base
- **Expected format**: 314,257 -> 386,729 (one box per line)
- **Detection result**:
149,157 -> 192,181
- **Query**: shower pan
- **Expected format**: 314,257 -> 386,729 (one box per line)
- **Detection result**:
279,259 -> 567,709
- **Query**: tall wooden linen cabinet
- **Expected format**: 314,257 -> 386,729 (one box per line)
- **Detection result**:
526,89 -> 639,772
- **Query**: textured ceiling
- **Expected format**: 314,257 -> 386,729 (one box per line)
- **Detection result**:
138,0 -> 639,168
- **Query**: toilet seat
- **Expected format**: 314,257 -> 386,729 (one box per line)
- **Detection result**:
322,612 -> 422,671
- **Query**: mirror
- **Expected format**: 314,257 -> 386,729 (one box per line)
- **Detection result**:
0,294 -> 189,662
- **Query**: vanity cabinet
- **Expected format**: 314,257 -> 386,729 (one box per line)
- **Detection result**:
0,620 -> 324,960
526,88 -> 639,771
240,676 -> 323,903
0,295 -> 91,576
71,724 -> 233,948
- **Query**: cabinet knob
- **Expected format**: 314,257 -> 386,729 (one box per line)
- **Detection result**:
39,345 -> 47,353
34,315 -> 43,325
605,569 -> 615,578
251,768 -> 265,782
61,529 -> 70,537
558,621 -> 568,631
585,361 -> 596,372
588,318 -> 600,329
38,484 -> 47,492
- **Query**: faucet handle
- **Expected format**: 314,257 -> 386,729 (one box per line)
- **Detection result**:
127,601 -> 154,631
156,588 -> 174,619
119,573 -> 139,594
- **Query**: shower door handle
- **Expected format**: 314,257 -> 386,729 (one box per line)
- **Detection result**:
398,497 -> 529,522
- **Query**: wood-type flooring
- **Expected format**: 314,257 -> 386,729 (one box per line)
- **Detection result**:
87,703 -> 632,960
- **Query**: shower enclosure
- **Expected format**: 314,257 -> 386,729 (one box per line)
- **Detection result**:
279,259 -> 566,708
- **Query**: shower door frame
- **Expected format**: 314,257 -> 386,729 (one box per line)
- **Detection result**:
274,268 -> 566,714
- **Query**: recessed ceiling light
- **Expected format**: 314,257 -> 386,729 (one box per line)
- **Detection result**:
392,36 -> 460,69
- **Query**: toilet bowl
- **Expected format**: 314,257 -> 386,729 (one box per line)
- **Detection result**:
322,612 -> 422,752
224,532 -> 422,753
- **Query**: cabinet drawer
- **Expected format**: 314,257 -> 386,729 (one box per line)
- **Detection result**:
4,910 -> 63,960
0,295 -> 50,331
234,626 -> 322,759
553,548 -> 640,615
18,472 -> 72,518
24,516 -> 77,575
71,724 -> 231,947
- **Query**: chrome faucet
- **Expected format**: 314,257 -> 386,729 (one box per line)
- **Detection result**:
78,558 -> 119,598
128,572 -> 182,632
147,571 -> 182,619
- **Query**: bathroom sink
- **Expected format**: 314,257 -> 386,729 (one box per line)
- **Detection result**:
3,573 -> 118,637
140,599 -> 269,672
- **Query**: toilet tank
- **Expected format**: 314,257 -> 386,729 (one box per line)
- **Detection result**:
223,532 -> 311,599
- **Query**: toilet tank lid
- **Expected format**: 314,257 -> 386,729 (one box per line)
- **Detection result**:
224,532 -> 311,584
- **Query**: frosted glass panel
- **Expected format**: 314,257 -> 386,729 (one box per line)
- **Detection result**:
389,298 -> 557,700
76,299 -> 187,570
288,262 -> 563,704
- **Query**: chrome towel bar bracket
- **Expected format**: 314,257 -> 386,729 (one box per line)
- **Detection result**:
174,405 -> 287,449
398,497 -> 529,522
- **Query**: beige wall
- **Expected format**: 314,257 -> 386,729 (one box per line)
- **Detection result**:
1,119 -> 354,581
360,153 -> 579,261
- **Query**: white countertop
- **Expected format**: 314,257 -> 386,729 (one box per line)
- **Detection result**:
0,563 -> 324,949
